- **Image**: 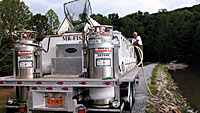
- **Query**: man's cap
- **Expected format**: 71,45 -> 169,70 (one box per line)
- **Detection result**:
133,32 -> 137,35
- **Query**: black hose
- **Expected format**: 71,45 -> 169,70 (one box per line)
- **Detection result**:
42,36 -> 51,53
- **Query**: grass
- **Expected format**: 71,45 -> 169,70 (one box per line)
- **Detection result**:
0,87 -> 14,113
148,64 -> 162,95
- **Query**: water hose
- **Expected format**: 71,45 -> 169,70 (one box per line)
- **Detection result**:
135,46 -> 155,97
135,46 -> 143,67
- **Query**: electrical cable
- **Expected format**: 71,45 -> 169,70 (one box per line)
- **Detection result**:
135,45 -> 155,97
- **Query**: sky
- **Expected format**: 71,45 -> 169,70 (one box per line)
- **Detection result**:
21,0 -> 200,22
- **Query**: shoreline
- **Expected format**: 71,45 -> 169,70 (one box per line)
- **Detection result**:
146,64 -> 195,113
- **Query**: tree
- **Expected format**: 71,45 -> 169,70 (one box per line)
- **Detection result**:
45,9 -> 60,35
0,0 -> 31,45
91,4 -> 200,64
158,9 -> 168,13
108,13 -> 120,30
91,14 -> 112,25
29,14 -> 48,41
0,0 -> 31,75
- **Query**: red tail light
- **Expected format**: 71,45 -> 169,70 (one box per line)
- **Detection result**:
36,82 -> 43,84
78,110 -> 86,113
57,82 -> 64,85
62,88 -> 69,90
32,87 -> 38,90
47,87 -> 53,90
80,82 -> 87,85
104,82 -> 111,85
17,82 -> 23,84
77,106 -> 86,113
19,107 -> 25,112
0,82 -> 4,84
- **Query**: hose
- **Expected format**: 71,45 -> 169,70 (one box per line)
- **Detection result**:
134,46 -> 155,97
135,46 -> 143,67
11,35 -> 38,47
42,36 -> 51,53
41,33 -> 65,53
11,33 -> 65,53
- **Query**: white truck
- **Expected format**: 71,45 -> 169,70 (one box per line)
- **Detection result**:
0,0 -> 141,113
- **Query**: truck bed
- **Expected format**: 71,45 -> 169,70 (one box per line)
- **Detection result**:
0,67 -> 141,87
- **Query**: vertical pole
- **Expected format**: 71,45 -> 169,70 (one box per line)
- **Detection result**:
39,48 -> 43,78
114,85 -> 120,101
82,32 -> 87,76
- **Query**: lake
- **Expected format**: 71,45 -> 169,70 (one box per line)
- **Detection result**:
169,65 -> 200,111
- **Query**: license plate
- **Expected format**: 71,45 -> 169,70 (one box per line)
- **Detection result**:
47,98 -> 62,106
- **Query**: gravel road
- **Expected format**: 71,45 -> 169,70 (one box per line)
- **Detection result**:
132,63 -> 158,113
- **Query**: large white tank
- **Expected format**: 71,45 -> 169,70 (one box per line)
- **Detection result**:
41,33 -> 83,74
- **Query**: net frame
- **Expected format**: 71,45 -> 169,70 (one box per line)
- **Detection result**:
63,0 -> 92,31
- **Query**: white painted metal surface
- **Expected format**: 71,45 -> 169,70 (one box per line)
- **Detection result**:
41,33 -> 82,74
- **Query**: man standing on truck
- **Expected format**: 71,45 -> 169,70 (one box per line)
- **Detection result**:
132,32 -> 143,66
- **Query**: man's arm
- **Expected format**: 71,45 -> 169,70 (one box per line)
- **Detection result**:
134,40 -> 139,45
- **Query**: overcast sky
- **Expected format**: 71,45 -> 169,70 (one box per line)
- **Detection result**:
21,0 -> 200,22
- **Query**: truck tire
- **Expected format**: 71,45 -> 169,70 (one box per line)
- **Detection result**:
123,82 -> 135,112
129,82 -> 135,113
6,108 -> 15,113
132,82 -> 136,105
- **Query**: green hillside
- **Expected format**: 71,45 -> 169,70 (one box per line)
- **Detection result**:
91,4 -> 200,64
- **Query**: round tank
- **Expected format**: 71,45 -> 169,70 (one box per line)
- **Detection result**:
89,87 -> 114,107
88,34 -> 114,79
88,26 -> 115,107
14,40 -> 37,79
14,39 -> 37,102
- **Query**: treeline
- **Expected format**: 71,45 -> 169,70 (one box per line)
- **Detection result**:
91,5 -> 200,64
1,0 -> 200,75
0,0 -> 60,75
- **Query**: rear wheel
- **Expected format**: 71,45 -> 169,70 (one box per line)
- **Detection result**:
123,82 -> 135,113
129,82 -> 135,113
6,108 -> 16,113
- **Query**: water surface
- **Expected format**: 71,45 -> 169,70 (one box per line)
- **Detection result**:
169,65 -> 200,111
